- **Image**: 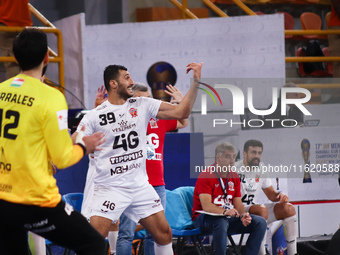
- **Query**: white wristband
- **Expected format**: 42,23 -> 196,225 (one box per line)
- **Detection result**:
75,130 -> 85,147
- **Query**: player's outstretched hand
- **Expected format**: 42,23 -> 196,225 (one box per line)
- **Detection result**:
186,62 -> 203,80
83,132 -> 105,154
164,84 -> 184,104
95,85 -> 108,107
77,125 -> 106,154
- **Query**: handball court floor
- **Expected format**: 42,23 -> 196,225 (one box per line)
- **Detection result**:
39,234 -> 332,255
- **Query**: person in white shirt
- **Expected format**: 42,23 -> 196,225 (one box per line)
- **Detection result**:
235,139 -> 298,255
73,62 -> 203,255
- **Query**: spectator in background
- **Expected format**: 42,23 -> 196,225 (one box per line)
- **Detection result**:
192,142 -> 267,255
262,82 -> 304,129
0,0 -> 32,79
326,0 -> 340,103
235,139 -> 298,255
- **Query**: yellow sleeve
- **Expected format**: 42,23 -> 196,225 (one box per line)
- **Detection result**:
42,90 -> 84,169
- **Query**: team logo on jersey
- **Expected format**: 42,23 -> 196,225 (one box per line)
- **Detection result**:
149,118 -> 158,128
246,183 -> 254,190
228,181 -> 234,191
118,120 -> 128,126
129,108 -> 137,117
255,174 -> 260,183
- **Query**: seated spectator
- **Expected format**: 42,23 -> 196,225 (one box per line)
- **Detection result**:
235,139 -> 298,255
192,142 -> 267,255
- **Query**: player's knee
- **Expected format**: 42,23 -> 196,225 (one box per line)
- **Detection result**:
250,205 -> 268,220
282,203 -> 296,217
258,206 -> 268,220
154,225 -> 172,245
109,222 -> 119,231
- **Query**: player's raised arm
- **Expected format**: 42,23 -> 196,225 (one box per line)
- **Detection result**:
164,84 -> 189,129
156,62 -> 203,120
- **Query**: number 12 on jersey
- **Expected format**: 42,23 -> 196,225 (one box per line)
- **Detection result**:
0,109 -> 20,140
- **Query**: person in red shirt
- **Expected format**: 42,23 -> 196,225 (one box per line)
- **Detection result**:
0,0 -> 33,79
192,142 -> 266,255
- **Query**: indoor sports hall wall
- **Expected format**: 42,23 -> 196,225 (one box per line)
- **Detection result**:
47,13 -> 285,113
47,13 -> 340,237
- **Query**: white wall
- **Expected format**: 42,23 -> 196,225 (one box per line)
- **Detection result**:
295,203 -> 340,237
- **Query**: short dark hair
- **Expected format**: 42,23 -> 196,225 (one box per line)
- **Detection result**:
13,28 -> 48,71
243,139 -> 263,152
103,65 -> 127,92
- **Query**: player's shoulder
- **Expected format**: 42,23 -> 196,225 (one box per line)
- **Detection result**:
35,81 -> 67,110
127,97 -> 139,104
133,96 -> 161,105
94,100 -> 110,112
33,78 -> 65,101
81,106 -> 99,121
124,97 -> 147,106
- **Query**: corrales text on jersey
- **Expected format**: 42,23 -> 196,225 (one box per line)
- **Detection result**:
0,93 -> 34,107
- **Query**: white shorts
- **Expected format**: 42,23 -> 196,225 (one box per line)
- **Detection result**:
81,157 -> 95,220
88,182 -> 163,223
244,202 -> 277,224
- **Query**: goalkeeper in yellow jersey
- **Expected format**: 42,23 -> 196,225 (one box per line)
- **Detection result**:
0,28 -> 106,255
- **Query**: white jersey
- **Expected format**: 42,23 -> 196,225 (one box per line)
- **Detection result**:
81,155 -> 95,219
77,97 -> 162,188
234,160 -> 272,206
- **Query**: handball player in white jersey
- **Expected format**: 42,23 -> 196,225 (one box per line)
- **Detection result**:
234,139 -> 298,255
74,62 -> 203,255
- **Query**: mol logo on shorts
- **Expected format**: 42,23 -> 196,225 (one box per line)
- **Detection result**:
152,199 -> 161,208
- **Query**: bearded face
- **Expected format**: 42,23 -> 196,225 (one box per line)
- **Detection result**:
244,146 -> 262,167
